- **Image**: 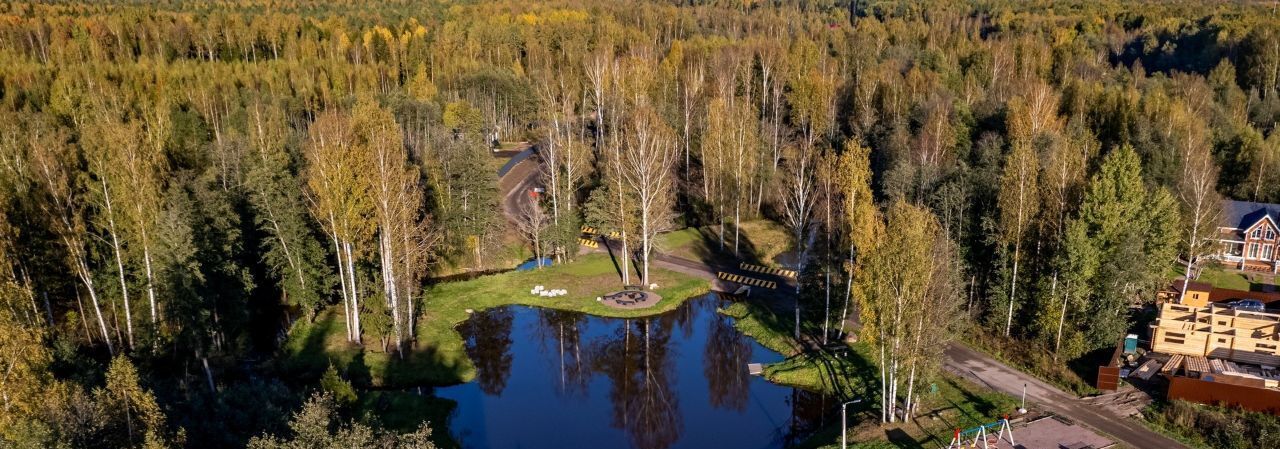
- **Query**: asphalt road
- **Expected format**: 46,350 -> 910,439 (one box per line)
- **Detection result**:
945,344 -> 1186,449
493,148 -> 1183,449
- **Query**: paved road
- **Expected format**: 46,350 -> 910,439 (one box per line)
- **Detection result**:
493,148 -> 1181,449
945,344 -> 1186,449
496,144 -> 540,224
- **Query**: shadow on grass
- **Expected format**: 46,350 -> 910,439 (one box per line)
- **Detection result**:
687,225 -> 766,269
601,237 -> 632,286
277,311 -> 344,382
279,312 -> 472,388
942,376 -> 999,424
429,267 -> 517,284
359,390 -> 460,449
383,342 -> 472,386
1067,345 -> 1117,390
884,427 -> 923,449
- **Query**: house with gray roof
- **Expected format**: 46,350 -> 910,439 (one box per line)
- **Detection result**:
1216,200 -> 1280,272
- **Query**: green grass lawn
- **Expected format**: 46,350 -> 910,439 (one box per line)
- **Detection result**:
720,300 -> 1018,448
431,236 -> 532,278
654,227 -> 707,257
1196,266 -> 1252,291
1167,261 -> 1255,291
494,140 -> 527,151
280,252 -> 708,387
655,219 -> 793,266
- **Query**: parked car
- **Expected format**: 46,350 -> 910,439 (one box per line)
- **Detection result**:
1228,299 -> 1266,313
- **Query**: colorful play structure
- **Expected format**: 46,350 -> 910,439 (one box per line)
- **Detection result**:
945,416 -> 1015,449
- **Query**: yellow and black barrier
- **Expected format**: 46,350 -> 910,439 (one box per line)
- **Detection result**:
739,262 -> 796,279
717,272 -> 777,289
582,226 -> 621,240
578,238 -> 599,248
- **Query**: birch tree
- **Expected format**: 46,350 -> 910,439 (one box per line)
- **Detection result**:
535,73 -> 591,261
304,110 -> 373,344
857,201 -> 962,422
0,113 -> 37,329
1174,106 -> 1222,302
585,45 -> 614,154
701,96 -> 730,249
835,140 -> 879,339
82,113 -> 142,350
1244,130 -> 1280,202
28,124 -> 114,353
515,195 -> 551,269
726,96 -> 761,256
779,143 -> 818,339
620,106 -> 678,288
787,59 -> 836,150
679,59 -> 705,181
996,130 -> 1040,337
353,98 -> 421,354
134,96 -> 169,328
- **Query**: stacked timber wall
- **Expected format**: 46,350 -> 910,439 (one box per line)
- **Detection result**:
1150,303 -> 1280,367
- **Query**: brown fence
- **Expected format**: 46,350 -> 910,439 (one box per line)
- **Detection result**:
1096,336 -> 1126,391
1097,366 -> 1120,391
1167,376 -> 1280,414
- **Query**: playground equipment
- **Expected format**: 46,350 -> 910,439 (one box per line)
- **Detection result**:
945,416 -> 1015,449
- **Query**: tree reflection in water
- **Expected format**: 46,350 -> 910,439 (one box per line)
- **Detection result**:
460,307 -> 514,394
703,297 -> 752,411
535,309 -> 590,397
438,295 -> 834,449
788,389 -> 833,445
589,316 -> 683,449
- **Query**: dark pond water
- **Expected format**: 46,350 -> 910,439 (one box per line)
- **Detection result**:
435,294 -> 832,449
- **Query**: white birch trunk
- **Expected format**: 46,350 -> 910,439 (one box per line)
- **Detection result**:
77,257 -> 113,354
839,245 -> 854,337
142,235 -> 157,325
345,240 -> 361,344
330,223 -> 352,341
102,178 -> 134,350
382,231 -> 403,355
1005,243 -> 1020,337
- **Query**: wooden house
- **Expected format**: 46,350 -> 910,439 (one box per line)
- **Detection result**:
1150,303 -> 1280,367
1215,200 -> 1280,273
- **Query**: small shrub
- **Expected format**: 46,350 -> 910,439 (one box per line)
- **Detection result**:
320,364 -> 357,408
1145,400 -> 1280,449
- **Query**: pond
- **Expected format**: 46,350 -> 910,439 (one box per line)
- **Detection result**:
435,294 -> 833,449
514,257 -> 554,271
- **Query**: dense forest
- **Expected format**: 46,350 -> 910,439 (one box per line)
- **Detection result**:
2,0 -> 1280,447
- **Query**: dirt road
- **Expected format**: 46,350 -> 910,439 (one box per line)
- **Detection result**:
496,144 -> 540,225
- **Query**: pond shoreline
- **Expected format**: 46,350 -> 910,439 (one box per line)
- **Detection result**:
434,294 -> 832,449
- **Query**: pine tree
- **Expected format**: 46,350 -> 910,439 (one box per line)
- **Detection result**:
244,100 -> 333,321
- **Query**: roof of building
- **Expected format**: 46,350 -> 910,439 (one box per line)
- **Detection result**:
1173,279 -> 1214,294
1223,200 -> 1280,230
1208,286 -> 1280,305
